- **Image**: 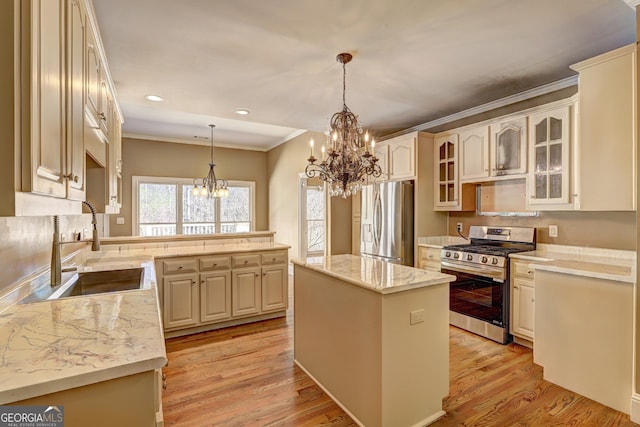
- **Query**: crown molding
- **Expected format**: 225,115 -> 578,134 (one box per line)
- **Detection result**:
623,0 -> 640,8
382,75 -> 578,140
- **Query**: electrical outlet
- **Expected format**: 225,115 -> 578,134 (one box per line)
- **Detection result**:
549,225 -> 558,238
456,222 -> 463,233
410,309 -> 425,325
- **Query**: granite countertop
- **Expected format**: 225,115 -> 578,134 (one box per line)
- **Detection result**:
292,254 -> 456,294
417,236 -> 468,249
510,244 -> 635,284
0,241 -> 291,404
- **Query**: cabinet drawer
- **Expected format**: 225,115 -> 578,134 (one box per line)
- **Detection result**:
513,261 -> 534,279
162,258 -> 198,275
232,254 -> 261,268
200,256 -> 231,271
261,251 -> 287,265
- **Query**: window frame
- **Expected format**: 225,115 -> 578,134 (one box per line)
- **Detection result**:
132,175 -> 256,236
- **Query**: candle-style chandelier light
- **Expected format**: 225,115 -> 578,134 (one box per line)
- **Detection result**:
192,124 -> 229,198
305,53 -> 382,198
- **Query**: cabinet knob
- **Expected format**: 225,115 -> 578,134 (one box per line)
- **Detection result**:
63,173 -> 79,183
531,298 -> 535,303
213,263 -> 217,267
255,273 -> 259,277
527,270 -> 532,274
98,112 -> 106,121
162,382 -> 167,390
244,260 -> 248,264
272,258 -> 276,261
178,266 -> 183,269
201,280 -> 205,284
162,374 -> 167,381
191,280 -> 195,285
514,285 -> 519,289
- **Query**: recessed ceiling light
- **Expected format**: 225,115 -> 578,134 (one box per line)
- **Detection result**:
235,108 -> 250,116
145,94 -> 164,102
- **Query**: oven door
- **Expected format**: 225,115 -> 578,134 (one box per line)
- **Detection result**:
441,264 -> 506,327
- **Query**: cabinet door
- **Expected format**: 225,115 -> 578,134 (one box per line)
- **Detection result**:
374,143 -> 389,181
261,265 -> 288,312
85,26 -> 101,129
200,271 -> 231,323
65,0 -> 86,201
388,137 -> 415,180
527,106 -> 570,206
30,0 -> 66,198
107,108 -> 121,209
163,273 -> 198,329
232,268 -> 261,317
460,125 -> 489,181
434,134 -> 459,209
511,277 -> 535,340
490,117 -> 527,176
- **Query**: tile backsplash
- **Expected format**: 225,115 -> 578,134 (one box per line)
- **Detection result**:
0,214 -> 93,295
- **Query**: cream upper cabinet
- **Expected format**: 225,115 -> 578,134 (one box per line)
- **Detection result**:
460,125 -> 490,182
434,133 -> 460,209
570,44 -> 636,211
28,0 -> 67,200
489,116 -> 527,177
387,135 -> 416,180
373,134 -> 416,182
527,105 -> 572,208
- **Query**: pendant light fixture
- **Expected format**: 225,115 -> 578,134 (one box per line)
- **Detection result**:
192,124 -> 229,198
305,53 -> 382,198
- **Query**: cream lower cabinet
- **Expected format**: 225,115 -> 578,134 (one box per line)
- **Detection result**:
417,246 -> 441,272
159,250 -> 288,334
510,259 -> 535,343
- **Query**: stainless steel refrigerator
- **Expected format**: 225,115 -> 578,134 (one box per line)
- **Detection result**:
360,180 -> 414,266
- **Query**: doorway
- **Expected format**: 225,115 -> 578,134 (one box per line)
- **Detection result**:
298,175 -> 326,259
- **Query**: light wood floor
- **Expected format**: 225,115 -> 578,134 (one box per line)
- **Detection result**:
162,290 -> 636,426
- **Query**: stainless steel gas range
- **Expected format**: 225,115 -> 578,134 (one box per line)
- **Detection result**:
440,226 -> 536,344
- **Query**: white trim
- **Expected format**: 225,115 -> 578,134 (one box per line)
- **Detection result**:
381,76 -> 578,141
623,0 -> 640,9
123,128 -> 307,152
570,43 -> 636,72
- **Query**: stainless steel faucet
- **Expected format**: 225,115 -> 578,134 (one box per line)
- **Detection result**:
50,202 -> 101,286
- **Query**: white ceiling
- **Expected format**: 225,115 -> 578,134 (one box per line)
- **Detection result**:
92,0 -> 636,151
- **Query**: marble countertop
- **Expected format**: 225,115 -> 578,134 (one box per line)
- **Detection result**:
292,254 -> 456,295
0,256 -> 167,404
417,235 -> 468,248
88,241 -> 290,261
0,241 -> 291,404
510,244 -> 635,284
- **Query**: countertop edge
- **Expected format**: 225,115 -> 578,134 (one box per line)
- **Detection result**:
529,262 -> 635,284
292,257 -> 455,294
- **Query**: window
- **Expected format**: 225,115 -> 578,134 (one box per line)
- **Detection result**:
133,176 -> 255,236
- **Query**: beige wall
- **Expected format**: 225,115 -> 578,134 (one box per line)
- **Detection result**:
109,138 -> 269,236
266,131 -> 352,260
450,211 -> 636,250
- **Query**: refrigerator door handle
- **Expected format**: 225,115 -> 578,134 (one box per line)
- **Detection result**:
373,189 -> 382,248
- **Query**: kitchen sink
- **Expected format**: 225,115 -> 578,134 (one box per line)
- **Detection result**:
57,268 -> 144,298
21,267 -> 146,303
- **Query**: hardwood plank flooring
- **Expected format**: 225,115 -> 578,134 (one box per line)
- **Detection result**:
162,286 -> 636,426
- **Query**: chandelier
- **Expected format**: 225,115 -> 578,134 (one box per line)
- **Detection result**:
192,124 -> 229,198
305,53 -> 382,198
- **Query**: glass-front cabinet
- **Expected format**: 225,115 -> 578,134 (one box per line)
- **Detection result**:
489,116 -> 527,177
527,106 -> 571,207
434,133 -> 459,209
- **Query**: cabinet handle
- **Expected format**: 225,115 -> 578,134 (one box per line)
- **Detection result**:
63,173 -> 79,183
98,112 -> 106,121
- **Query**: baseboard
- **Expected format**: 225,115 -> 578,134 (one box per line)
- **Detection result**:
294,359 -> 445,427
630,393 -> 640,422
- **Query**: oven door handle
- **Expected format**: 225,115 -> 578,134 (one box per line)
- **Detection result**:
441,260 -> 505,282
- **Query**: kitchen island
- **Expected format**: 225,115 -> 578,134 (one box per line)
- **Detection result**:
292,254 -> 455,427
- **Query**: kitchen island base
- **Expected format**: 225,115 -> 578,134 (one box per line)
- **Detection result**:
293,256 -> 452,427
